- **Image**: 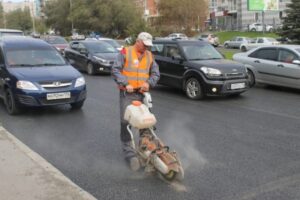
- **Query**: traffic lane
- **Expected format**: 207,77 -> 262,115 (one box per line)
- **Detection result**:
0,76 -> 299,199
152,85 -> 300,200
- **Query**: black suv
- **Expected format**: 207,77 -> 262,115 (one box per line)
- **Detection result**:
151,39 -> 250,99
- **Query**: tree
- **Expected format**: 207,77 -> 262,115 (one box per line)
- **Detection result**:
45,0 -> 148,37
5,8 -> 32,32
279,0 -> 300,43
0,3 -> 4,28
157,0 -> 208,35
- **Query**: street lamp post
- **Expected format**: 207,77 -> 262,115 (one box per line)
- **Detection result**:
70,0 -> 74,33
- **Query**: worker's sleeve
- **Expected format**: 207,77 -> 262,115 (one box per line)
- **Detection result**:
111,52 -> 128,87
147,59 -> 160,88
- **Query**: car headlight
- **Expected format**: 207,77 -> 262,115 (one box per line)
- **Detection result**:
75,77 -> 85,88
200,67 -> 222,77
16,80 -> 39,90
93,56 -> 111,66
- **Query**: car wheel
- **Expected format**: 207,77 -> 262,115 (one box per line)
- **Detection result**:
87,62 -> 95,75
269,28 -> 273,32
70,100 -> 84,110
185,77 -> 204,100
247,69 -> 255,87
4,88 -> 20,115
241,46 -> 247,52
224,43 -> 229,48
251,28 -> 256,32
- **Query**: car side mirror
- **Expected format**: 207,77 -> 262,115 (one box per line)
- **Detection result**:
79,48 -> 88,55
292,60 -> 300,65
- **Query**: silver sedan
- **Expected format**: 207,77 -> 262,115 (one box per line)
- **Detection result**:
233,45 -> 300,89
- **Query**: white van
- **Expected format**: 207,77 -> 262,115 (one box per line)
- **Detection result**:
0,29 -> 24,37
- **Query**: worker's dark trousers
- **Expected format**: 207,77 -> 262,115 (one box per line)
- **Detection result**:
119,91 -> 143,161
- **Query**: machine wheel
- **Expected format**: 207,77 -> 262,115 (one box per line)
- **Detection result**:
185,77 -> 204,100
247,69 -> 255,87
4,88 -> 20,115
70,100 -> 84,110
241,46 -> 247,52
224,43 -> 229,49
87,62 -> 95,75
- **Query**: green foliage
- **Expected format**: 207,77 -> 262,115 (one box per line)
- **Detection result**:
45,0 -> 148,37
0,4 -> 4,27
35,19 -> 48,34
279,0 -> 300,43
5,8 -> 32,32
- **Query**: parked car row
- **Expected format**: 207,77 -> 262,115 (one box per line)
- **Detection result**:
224,37 -> 280,51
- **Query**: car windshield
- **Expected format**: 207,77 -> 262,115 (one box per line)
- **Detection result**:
102,40 -> 121,48
46,37 -> 68,44
6,48 -> 66,67
86,42 -> 118,53
182,44 -> 223,60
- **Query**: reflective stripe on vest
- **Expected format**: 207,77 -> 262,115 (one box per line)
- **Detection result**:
122,46 -> 153,88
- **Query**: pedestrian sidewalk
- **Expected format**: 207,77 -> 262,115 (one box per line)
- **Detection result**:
0,126 -> 97,200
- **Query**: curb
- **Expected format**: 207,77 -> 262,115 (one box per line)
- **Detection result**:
0,126 -> 97,200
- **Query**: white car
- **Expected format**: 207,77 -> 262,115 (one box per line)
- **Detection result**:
71,33 -> 85,40
249,23 -> 273,32
166,33 -> 188,39
240,37 -> 280,52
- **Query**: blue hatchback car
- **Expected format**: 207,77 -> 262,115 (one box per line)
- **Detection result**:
0,37 -> 87,114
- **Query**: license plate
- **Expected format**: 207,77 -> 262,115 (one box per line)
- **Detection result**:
231,83 -> 245,90
46,92 -> 71,100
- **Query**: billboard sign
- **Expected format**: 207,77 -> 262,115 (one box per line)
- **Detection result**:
248,0 -> 279,11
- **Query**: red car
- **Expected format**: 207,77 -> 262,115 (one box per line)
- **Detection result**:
42,36 -> 69,55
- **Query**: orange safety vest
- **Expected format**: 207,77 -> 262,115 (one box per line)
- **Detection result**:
122,46 -> 153,89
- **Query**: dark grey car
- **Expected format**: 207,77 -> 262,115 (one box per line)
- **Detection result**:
151,39 -> 250,99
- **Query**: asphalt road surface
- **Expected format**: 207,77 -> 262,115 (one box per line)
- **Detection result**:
0,74 -> 299,200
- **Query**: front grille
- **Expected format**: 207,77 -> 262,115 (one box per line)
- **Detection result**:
39,80 -> 73,90
225,72 -> 245,79
17,95 -> 38,105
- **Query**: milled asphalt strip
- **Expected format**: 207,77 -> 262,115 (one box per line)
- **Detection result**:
0,126 -> 97,200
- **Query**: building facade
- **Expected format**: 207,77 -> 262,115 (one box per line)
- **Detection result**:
209,0 -> 291,31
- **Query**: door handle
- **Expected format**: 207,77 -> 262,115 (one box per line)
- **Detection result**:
277,64 -> 284,68
254,60 -> 260,63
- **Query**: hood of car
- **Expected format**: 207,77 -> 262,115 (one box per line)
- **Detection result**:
8,65 -> 81,82
92,52 -> 119,60
189,59 -> 246,72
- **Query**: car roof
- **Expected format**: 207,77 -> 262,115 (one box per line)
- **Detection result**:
256,45 -> 300,49
0,36 -> 52,49
153,39 -> 207,45
0,28 -> 23,33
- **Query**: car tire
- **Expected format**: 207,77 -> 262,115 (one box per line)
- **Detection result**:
251,28 -> 256,32
269,28 -> 273,32
70,100 -> 84,110
224,43 -> 229,48
241,46 -> 247,52
185,77 -> 204,100
247,69 -> 255,87
4,88 -> 20,115
87,62 -> 95,75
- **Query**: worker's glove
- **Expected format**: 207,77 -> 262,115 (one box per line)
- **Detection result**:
125,84 -> 134,93
140,82 -> 149,92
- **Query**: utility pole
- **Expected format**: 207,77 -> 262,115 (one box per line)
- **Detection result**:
70,0 -> 74,33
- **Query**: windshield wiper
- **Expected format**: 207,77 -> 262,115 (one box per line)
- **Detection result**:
206,58 -> 222,60
10,64 -> 40,67
189,58 -> 205,61
40,63 -> 65,66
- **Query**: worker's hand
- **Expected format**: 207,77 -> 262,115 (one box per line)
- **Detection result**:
140,82 -> 150,92
125,84 -> 134,93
